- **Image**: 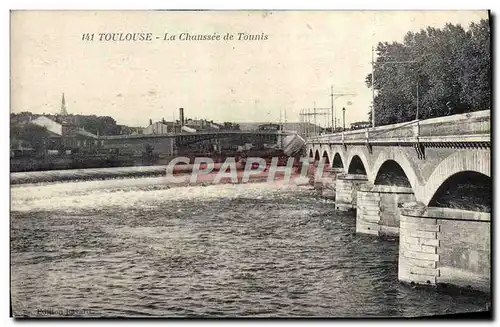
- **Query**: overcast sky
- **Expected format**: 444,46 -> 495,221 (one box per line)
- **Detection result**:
11,10 -> 488,127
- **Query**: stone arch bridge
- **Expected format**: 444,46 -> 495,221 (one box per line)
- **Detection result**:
305,110 -> 491,292
307,110 -> 490,206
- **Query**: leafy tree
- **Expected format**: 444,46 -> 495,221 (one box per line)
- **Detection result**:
222,122 -> 241,130
366,19 -> 490,126
11,112 -> 122,136
10,123 -> 51,153
78,115 -> 119,135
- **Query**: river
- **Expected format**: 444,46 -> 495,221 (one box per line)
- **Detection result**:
10,177 -> 490,317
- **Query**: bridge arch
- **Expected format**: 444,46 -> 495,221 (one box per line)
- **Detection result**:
422,150 -> 490,205
314,149 -> 321,162
370,150 -> 420,191
322,150 -> 330,164
308,148 -> 313,158
319,145 -> 332,164
346,148 -> 370,176
373,160 -> 412,188
330,145 -> 348,171
332,152 -> 344,168
348,155 -> 368,175
428,171 -> 491,212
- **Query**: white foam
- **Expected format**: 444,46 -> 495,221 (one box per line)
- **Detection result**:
11,178 -> 305,213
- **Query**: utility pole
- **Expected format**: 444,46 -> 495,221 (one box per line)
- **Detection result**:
301,109 -> 304,136
371,46 -> 375,128
304,109 -> 310,137
300,107 -> 330,136
330,85 -> 334,133
416,82 -> 419,121
313,102 -> 317,136
284,109 -> 287,131
373,53 -> 421,123
330,88 -> 357,132
299,109 -> 302,135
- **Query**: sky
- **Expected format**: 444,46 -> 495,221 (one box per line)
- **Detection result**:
10,10 -> 488,127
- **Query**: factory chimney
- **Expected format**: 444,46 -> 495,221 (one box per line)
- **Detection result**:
179,108 -> 185,126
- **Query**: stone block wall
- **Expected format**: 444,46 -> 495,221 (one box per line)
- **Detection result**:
321,167 -> 343,199
398,206 -> 490,292
357,185 -> 415,236
335,174 -> 368,211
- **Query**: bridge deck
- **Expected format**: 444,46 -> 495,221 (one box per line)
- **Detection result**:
307,110 -> 490,145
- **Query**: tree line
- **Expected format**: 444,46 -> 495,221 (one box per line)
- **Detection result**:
365,19 -> 490,126
10,112 -> 138,136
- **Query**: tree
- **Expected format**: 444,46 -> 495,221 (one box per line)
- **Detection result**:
10,123 -> 51,154
366,19 -> 490,126
11,112 -> 125,136
78,115 -> 119,135
222,122 -> 241,130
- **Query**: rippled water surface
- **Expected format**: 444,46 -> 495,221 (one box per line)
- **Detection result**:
11,177 -> 490,317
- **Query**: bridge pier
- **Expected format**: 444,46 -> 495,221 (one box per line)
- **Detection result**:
321,167 -> 343,199
356,185 -> 415,237
335,174 -> 368,212
312,162 -> 328,190
306,162 -> 320,188
398,203 -> 490,292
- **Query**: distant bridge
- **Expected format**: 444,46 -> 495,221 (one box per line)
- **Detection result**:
102,129 -> 287,146
99,129 -> 291,154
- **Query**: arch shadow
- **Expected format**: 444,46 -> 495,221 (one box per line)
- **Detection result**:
332,153 -> 344,168
322,150 -> 330,164
429,171 -> 491,212
348,155 -> 367,175
374,160 -> 411,188
423,151 -> 490,205
314,150 -> 320,162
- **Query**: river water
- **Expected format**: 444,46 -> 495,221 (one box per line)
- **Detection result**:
10,177 -> 490,317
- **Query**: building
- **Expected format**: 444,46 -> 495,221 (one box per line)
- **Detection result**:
143,121 -> 179,135
31,115 -> 99,153
28,94 -> 99,153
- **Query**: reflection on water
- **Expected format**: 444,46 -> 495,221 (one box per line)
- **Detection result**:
10,177 -> 490,317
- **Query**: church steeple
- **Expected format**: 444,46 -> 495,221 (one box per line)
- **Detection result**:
60,93 -> 68,115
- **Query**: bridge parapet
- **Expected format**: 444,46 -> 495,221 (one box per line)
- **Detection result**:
307,110 -> 490,145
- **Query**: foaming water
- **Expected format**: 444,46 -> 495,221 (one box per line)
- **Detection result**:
11,177 -> 489,317
11,178 -> 302,213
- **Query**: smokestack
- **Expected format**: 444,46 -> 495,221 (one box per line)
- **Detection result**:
179,108 -> 185,126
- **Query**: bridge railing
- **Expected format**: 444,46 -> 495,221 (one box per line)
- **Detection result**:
307,110 -> 490,144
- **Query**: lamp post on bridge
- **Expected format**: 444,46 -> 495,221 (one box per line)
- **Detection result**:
342,107 -> 346,131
